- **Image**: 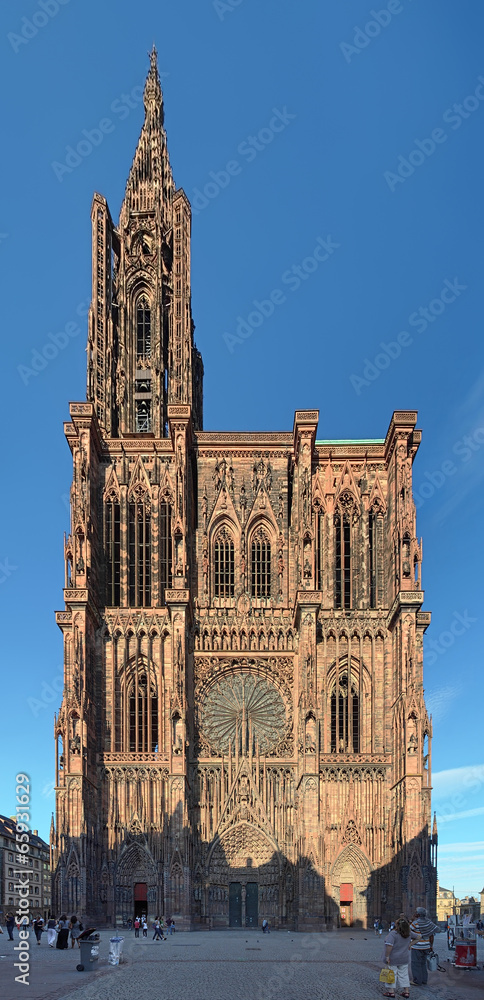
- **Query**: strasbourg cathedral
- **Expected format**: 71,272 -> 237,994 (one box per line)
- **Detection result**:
52,50 -> 437,929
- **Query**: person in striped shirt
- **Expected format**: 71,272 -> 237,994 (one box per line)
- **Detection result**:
409,907 -> 439,985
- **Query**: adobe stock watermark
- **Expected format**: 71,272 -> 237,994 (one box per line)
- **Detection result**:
17,299 -> 89,384
192,107 -> 296,215
213,0 -> 243,21
413,425 -> 484,510
222,235 -> 340,353
13,773 -> 32,985
0,231 -> 9,245
425,610 -> 477,666
384,74 -> 484,192
350,276 -> 467,395
51,73 -> 168,182
7,0 -> 72,54
28,665 -> 63,717
0,557 -> 18,584
340,0 -> 412,64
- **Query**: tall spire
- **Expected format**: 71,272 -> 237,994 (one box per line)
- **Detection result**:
122,44 -> 171,221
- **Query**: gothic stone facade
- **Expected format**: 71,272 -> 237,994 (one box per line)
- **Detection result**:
52,51 -> 437,929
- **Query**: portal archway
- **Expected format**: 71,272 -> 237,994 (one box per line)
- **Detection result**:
207,823 -> 281,928
115,842 -> 159,924
331,844 -> 372,927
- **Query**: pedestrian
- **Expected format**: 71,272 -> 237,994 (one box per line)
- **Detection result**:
167,917 -> 175,935
159,917 -> 167,940
262,918 -> 270,934
56,915 -> 69,949
379,918 -> 384,935
6,913 -> 15,940
142,916 -> 148,937
382,915 -> 421,998
153,918 -> 162,941
134,916 -> 140,937
409,907 -> 439,986
69,915 -> 81,948
33,915 -> 44,944
374,918 -> 379,936
47,916 -> 57,947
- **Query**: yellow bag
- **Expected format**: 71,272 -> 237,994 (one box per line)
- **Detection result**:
379,967 -> 395,984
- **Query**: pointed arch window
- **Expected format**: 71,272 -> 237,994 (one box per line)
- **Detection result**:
331,672 -> 359,753
128,672 -> 158,752
251,526 -> 271,598
315,503 -> 324,591
104,491 -> 121,606
369,502 -> 384,608
335,492 -> 355,609
214,526 -> 235,598
136,297 -> 151,359
128,488 -> 151,607
159,497 -> 173,597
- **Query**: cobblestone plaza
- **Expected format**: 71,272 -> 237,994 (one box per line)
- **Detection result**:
2,929 -> 483,1000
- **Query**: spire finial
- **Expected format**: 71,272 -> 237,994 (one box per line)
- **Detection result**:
144,43 -> 164,122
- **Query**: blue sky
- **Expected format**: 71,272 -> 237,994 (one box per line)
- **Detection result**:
0,0 -> 482,899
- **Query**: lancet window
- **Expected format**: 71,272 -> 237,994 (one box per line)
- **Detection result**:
330,671 -> 359,753
128,487 -> 151,607
251,525 -> 271,598
369,502 -> 384,608
128,672 -> 158,752
104,490 -> 121,606
315,507 -> 324,591
214,526 -> 235,598
136,297 -> 151,359
335,492 -> 356,609
160,498 -> 173,597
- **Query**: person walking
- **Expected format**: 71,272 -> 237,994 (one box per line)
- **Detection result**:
33,916 -> 44,944
6,913 -> 15,940
47,916 -> 57,947
142,916 -> 148,937
69,915 -> 81,948
153,918 -> 163,941
262,918 -> 270,934
382,916 -> 421,998
56,915 -> 69,949
410,907 -> 439,986
134,916 -> 140,937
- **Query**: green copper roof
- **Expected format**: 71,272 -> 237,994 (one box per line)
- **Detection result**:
315,439 -> 385,445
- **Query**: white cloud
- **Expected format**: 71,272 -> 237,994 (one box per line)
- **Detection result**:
425,685 -> 461,723
437,806 -> 484,824
439,841 -> 484,854
432,763 -> 484,801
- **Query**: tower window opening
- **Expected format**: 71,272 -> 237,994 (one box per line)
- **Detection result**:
136,400 -> 151,433
136,298 -> 151,358
128,495 -> 151,607
330,673 -> 359,753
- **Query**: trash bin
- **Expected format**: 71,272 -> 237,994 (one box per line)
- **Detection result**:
109,935 -> 124,966
76,931 -> 100,972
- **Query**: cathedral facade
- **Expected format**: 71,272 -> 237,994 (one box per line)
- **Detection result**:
52,50 -> 437,929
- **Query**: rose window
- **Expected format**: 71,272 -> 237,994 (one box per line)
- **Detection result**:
200,673 -> 286,754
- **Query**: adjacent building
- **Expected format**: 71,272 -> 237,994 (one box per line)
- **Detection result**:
0,815 -> 51,921
52,49 -> 437,929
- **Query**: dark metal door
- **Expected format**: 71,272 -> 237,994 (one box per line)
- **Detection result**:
229,882 -> 242,927
246,882 -> 258,927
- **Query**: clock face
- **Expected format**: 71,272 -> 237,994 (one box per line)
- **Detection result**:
200,672 -> 286,755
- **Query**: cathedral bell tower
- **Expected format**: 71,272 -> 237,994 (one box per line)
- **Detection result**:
87,47 -> 203,438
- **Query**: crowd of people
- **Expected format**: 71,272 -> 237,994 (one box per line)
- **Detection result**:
132,915 -> 176,938
1,913 -> 84,949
